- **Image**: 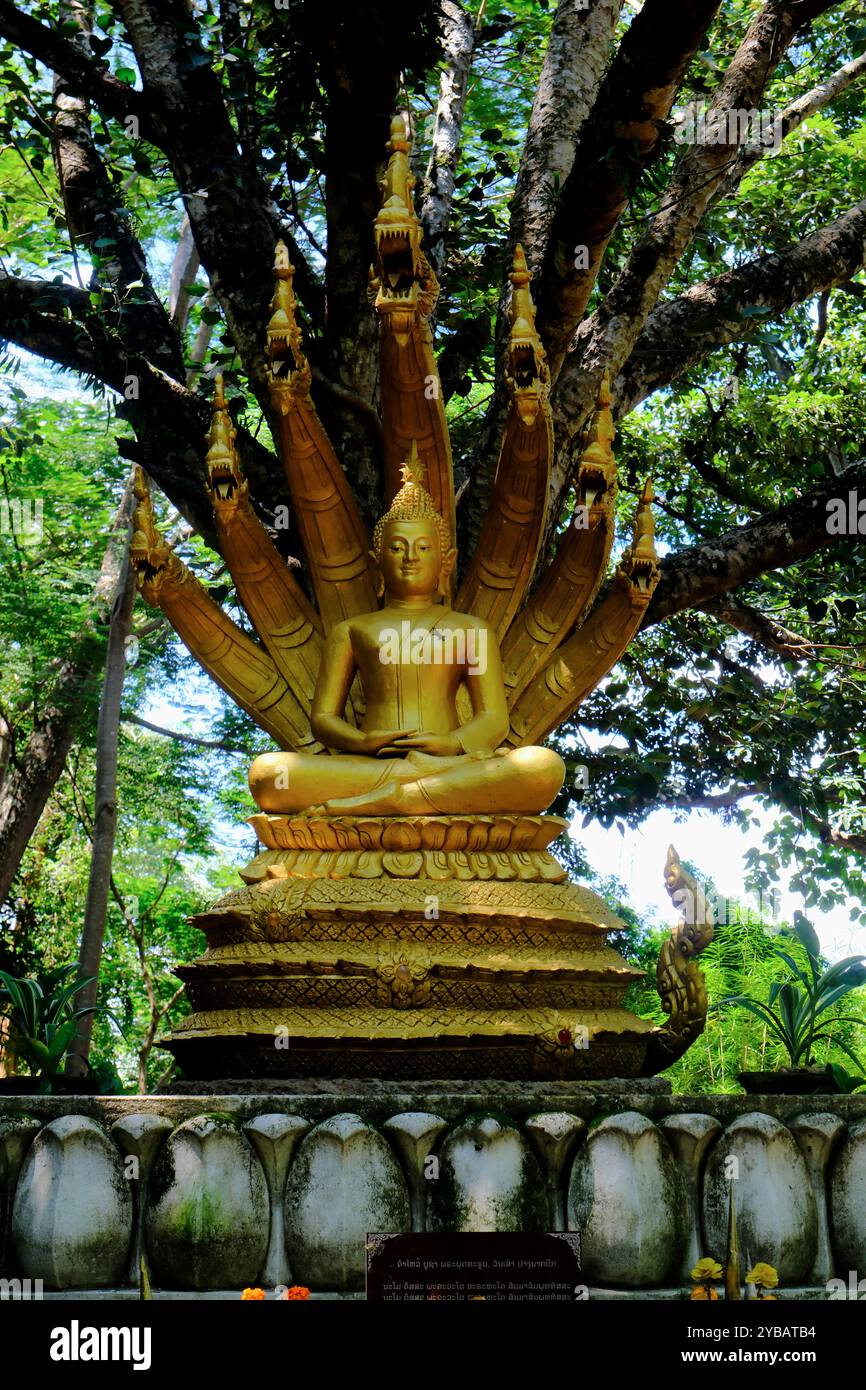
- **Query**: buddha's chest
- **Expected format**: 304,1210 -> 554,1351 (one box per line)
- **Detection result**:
353,618 -> 466,708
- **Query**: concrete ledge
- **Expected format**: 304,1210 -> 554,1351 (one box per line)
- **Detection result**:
2,1087 -> 864,1296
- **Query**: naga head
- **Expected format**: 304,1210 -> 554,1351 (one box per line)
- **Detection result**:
576,372 -> 617,516
505,244 -> 549,430
130,467 -> 174,599
619,478 -> 660,600
205,374 -> 248,513
371,116 -> 435,344
265,241 -> 311,407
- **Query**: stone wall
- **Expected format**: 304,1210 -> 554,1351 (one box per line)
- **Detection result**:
1,1084 -> 864,1295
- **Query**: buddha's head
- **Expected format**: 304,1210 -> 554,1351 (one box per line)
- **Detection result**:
371,443 -> 456,601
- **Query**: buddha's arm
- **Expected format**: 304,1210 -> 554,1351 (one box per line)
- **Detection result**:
458,624 -> 510,754
310,623 -> 370,753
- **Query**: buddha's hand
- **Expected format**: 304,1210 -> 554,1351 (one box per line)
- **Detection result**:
360,729 -> 418,756
389,731 -> 464,757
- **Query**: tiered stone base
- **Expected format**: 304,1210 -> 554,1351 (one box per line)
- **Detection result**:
161,814 -> 655,1080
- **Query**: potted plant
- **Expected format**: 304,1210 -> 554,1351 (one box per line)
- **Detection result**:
0,963 -> 118,1094
713,915 -> 866,1095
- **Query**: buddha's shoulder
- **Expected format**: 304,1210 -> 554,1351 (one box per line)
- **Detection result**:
447,608 -> 495,634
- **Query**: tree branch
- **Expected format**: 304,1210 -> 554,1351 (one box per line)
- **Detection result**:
616,199 -> 866,412
658,783 -> 767,810
460,0 -> 625,550
547,0 -> 840,530
0,270 -> 294,541
714,48 -> 866,205
114,0 -> 323,398
0,0 -> 153,135
419,0 -> 479,280
168,215 -> 201,334
50,12 -> 183,379
643,458 -> 866,627
535,0 -> 722,378
698,594 -> 816,659
121,713 -> 247,753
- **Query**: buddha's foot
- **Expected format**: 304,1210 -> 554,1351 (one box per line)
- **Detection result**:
323,780 -> 429,816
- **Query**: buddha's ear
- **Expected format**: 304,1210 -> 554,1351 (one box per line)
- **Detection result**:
368,549 -> 385,599
437,546 -> 458,598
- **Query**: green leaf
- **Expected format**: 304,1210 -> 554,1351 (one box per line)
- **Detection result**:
793,913 -> 822,968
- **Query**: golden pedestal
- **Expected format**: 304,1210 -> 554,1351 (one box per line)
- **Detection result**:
161,814 -> 659,1081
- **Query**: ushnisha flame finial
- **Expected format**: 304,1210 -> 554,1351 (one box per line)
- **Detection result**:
399,438 -> 425,487
372,439 -> 450,558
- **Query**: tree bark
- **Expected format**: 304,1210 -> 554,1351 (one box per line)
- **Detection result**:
509,0 -> 625,274
534,0 -> 721,377
419,0 -> 478,280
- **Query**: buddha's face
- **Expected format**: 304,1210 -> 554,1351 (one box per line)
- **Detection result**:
378,518 -> 442,598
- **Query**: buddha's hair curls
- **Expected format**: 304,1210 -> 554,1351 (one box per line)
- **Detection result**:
372,443 -> 450,557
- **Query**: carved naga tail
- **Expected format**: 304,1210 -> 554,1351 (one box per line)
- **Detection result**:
641,846 -> 715,1075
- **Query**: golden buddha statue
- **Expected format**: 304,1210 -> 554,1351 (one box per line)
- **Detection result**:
248,446 -> 565,818
127,113 -> 716,1084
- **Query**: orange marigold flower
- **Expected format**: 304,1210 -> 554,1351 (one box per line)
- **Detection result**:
278,1286 -> 311,1300
241,1287 -> 266,1301
689,1286 -> 719,1300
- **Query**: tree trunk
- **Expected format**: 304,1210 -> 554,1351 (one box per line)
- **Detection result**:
66,511 -> 137,1077
0,1016 -> 17,1077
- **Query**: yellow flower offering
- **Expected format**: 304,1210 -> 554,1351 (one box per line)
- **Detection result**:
746,1263 -> 779,1290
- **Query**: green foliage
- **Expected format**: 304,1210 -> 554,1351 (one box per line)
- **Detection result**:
713,912 -> 866,1068
0,963 -> 110,1090
622,899 -> 866,1093
0,393 -> 233,1090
